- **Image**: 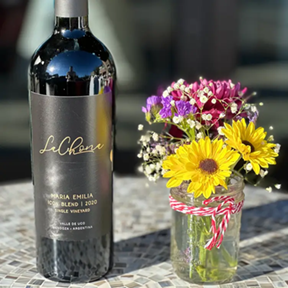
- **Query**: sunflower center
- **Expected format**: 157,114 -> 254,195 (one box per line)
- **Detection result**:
242,140 -> 255,153
199,159 -> 218,174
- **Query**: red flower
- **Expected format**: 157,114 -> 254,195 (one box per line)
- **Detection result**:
169,124 -> 183,138
188,79 -> 248,129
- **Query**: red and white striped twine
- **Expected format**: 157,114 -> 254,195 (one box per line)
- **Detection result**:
169,195 -> 244,250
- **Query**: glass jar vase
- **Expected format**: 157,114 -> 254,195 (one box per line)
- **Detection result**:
170,173 -> 245,284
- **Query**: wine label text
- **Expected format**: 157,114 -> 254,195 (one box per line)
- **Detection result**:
40,135 -> 104,156
47,193 -> 98,214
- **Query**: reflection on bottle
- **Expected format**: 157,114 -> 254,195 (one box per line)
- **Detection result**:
66,66 -> 78,82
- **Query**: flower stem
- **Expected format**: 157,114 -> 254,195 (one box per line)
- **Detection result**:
188,214 -> 194,278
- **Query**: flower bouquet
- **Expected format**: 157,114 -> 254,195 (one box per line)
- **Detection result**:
138,78 -> 280,284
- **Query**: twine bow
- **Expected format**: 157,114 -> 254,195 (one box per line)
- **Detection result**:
169,195 -> 244,250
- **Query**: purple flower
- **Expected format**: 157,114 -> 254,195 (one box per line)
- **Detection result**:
159,96 -> 173,118
142,95 -> 162,113
175,100 -> 196,117
248,109 -> 259,124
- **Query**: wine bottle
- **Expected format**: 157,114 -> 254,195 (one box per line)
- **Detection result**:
28,0 -> 116,283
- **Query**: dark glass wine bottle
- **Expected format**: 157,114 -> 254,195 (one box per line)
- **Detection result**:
28,0 -> 116,283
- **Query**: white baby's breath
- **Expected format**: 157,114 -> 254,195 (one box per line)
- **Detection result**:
152,133 -> 159,141
148,175 -> 154,182
145,166 -> 152,174
187,119 -> 195,129
245,163 -> 253,172
195,121 -> 202,130
231,103 -> 237,114
211,99 -> 217,104
251,105 -> 257,113
220,112 -> 225,118
196,132 -> 204,139
173,115 -> 184,124
159,147 -> 167,156
217,126 -> 225,136
275,144 -> 281,154
170,100 -> 175,106
203,87 -> 209,93
138,124 -> 144,131
161,169 -> 168,175
180,85 -> 186,91
143,154 -> 149,161
156,145 -> 162,151
162,90 -> 169,97
266,186 -> 272,193
177,79 -> 185,85
152,149 -> 158,155
206,114 -> 212,121
275,184 -> 281,190
200,96 -> 208,104
260,170 -> 268,178
189,98 -> 196,105
268,135 -> 274,142
138,166 -> 144,173
198,90 -> 204,98
185,87 -> 191,93
149,164 -> 155,170
173,83 -> 180,89
140,135 -> 150,142
156,162 -> 162,171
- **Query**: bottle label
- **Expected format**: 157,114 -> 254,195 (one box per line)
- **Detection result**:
30,91 -> 113,241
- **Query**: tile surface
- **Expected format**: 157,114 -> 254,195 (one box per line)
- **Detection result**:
0,178 -> 288,288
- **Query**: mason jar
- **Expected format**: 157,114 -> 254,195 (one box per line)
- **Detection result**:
170,172 -> 245,284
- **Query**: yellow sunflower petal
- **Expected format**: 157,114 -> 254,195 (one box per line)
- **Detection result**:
163,171 -> 176,178
167,177 -> 183,188
162,137 -> 242,198
251,161 -> 260,175
223,120 -> 278,173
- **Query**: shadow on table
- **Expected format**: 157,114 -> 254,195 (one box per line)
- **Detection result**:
108,229 -> 170,277
240,199 -> 288,240
234,199 -> 288,281
107,200 -> 288,278
234,233 -> 288,281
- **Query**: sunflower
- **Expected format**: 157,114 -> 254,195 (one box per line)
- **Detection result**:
162,137 -> 240,198
222,119 -> 278,175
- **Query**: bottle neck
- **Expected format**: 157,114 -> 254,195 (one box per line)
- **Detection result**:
54,16 -> 89,31
54,0 -> 89,31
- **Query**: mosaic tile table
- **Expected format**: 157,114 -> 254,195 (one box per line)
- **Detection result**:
0,178 -> 288,288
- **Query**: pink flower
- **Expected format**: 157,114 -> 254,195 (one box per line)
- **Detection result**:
169,81 -> 190,101
188,79 -> 248,129
200,109 -> 222,129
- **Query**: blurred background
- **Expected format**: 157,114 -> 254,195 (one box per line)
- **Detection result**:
0,0 -> 287,188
